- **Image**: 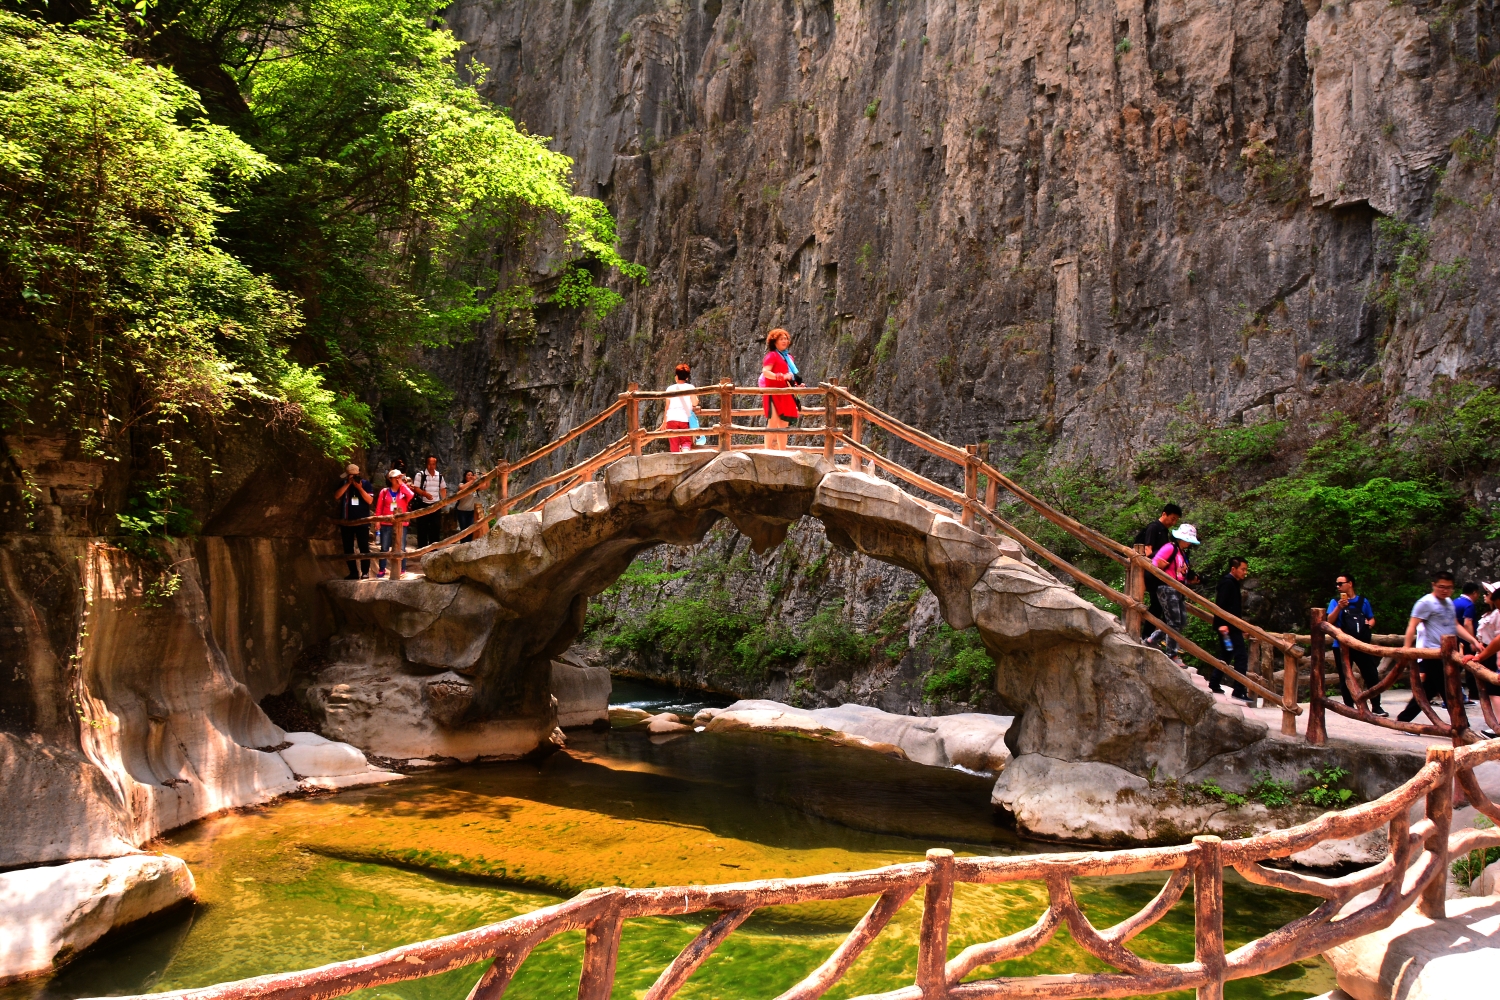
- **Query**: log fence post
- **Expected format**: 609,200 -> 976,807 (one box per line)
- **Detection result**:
850,409 -> 865,472
626,383 -> 642,457
1281,635 -> 1299,737
1418,745 -> 1453,920
824,381 -> 838,461
578,907 -> 625,1000
474,496 -> 489,539
916,848 -> 954,1000
1441,635 -> 1469,743
1192,835 -> 1225,1000
1125,545 -> 1149,638
718,380 -> 733,452
1307,609 -> 1327,746
395,520 -> 406,578
962,446 -> 979,528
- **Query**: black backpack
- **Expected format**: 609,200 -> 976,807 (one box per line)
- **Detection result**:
1337,598 -> 1373,643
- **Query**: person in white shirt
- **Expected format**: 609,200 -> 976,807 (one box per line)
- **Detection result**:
1460,582 -> 1500,738
660,363 -> 698,452
412,455 -> 448,549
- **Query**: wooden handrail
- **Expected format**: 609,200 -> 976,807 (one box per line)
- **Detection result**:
97,744 -> 1500,1000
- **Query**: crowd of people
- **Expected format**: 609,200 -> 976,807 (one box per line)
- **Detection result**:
334,457 -> 480,580
1133,501 -> 1500,738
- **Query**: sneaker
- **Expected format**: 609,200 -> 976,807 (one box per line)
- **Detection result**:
1371,707 -> 1389,717
1209,685 -> 1225,694
1483,729 -> 1499,740
375,570 -> 387,578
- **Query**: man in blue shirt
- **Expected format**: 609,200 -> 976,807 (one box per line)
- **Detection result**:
1455,582 -> 1482,704
1327,573 -> 1385,716
1397,570 -> 1480,722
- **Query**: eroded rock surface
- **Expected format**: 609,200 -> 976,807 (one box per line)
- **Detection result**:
1323,892 -> 1500,999
0,854 -> 195,983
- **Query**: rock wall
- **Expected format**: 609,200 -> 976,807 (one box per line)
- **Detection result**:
403,0 -> 1498,485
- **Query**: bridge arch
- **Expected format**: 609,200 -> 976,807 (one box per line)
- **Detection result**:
318,450 -> 1264,778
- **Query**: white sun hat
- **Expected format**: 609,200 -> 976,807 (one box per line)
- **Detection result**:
1171,523 -> 1201,545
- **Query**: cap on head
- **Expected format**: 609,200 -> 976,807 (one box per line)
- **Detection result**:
1483,581 -> 1500,596
388,469 -> 404,480
346,463 -> 360,475
1171,523 -> 1201,545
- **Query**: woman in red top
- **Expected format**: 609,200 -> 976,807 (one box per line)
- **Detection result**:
760,328 -> 799,450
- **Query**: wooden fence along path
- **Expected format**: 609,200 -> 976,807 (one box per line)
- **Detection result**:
107,741 -> 1500,1000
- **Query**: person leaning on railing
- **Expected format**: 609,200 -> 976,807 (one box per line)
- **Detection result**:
760,328 -> 801,450
1459,581 -> 1500,738
454,470 -> 477,541
661,363 -> 698,452
1397,569 -> 1480,723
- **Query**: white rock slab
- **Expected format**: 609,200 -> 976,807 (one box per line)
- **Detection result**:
279,739 -> 370,777
299,771 -> 406,792
0,854 -> 195,982
700,700 -> 1012,772
1324,893 -> 1500,1000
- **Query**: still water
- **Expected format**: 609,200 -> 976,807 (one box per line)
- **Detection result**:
7,686 -> 1334,1000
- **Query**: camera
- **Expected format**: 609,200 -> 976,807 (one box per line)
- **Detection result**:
791,373 -> 805,386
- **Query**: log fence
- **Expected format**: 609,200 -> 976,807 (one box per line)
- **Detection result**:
100,740 -> 1500,1000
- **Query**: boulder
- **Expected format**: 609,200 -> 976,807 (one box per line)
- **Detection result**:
704,700 -> 1010,771
1323,893 -> 1500,999
609,706 -> 653,726
277,734 -> 370,777
0,854 -> 195,982
551,658 -> 611,727
1475,860 -> 1499,898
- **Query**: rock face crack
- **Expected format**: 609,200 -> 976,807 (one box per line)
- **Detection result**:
320,451 -> 1265,773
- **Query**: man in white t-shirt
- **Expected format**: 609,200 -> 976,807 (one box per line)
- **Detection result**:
1398,570 -> 1480,722
411,454 -> 448,550
660,363 -> 698,453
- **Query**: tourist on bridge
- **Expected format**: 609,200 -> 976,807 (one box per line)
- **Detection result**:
375,470 -> 415,578
1455,581 -> 1483,704
1460,582 -> 1500,738
1144,522 -> 1198,664
1396,570 -> 1480,722
454,470 -> 478,541
335,463 -> 374,580
411,455 -> 448,549
1212,557 -> 1251,702
761,328 -> 801,450
662,363 -> 699,452
1328,574 -> 1386,716
1133,503 -> 1182,639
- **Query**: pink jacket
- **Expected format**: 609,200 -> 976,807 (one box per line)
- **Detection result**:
376,482 -> 414,517
1152,542 -> 1190,582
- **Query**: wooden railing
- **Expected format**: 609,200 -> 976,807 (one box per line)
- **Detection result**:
101,740 -> 1500,1000
330,381 -> 1300,716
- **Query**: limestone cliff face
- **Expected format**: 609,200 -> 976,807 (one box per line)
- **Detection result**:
426,0 -> 1497,476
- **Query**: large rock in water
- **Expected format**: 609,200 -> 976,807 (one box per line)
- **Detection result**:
0,854 -> 195,983
321,452 -> 1288,839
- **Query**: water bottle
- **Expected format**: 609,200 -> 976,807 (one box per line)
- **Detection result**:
1224,635 -> 1234,652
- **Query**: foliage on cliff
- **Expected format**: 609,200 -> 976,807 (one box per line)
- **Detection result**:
0,1 -> 638,469
1002,378 -> 1500,626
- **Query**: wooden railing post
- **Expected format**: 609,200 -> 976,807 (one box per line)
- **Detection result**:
850,409 -> 865,472
499,463 -> 510,515
917,848 -> 954,1000
1419,745 -> 1454,920
1125,545 -> 1149,637
716,380 -> 733,452
1441,635 -> 1469,743
1281,634 -> 1299,737
578,907 -> 624,1000
395,520 -> 406,578
824,380 -> 838,461
625,383 -> 642,457
1192,836 -> 1225,1000
474,496 -> 489,539
961,446 -> 979,528
1307,609 -> 1327,746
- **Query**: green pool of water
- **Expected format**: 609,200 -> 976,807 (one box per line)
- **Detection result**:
7,727 -> 1335,1000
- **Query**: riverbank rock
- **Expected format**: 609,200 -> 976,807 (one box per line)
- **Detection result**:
993,739 -> 1425,863
551,658 -> 610,728
1323,892 -> 1500,999
275,732 -> 406,790
700,700 -> 1011,771
0,854 -> 195,983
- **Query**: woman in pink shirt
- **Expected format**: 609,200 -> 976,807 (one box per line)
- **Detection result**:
1145,523 -> 1199,661
375,470 -> 415,578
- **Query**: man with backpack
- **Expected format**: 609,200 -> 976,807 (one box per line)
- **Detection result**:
334,463 -> 374,580
1212,557 -> 1251,702
1327,573 -> 1386,717
411,454 -> 449,550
